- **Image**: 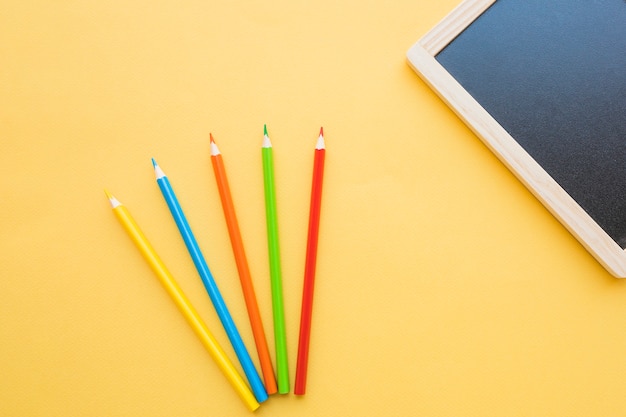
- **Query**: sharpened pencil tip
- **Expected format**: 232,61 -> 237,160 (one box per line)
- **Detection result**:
262,131 -> 272,148
262,124 -> 272,147
104,190 -> 122,208
210,133 -> 215,144
316,128 -> 325,150
209,134 -> 221,156
152,159 -> 166,179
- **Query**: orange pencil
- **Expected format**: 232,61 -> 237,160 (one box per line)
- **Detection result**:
209,134 -> 278,395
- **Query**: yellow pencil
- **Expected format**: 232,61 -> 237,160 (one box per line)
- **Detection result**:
104,190 -> 260,412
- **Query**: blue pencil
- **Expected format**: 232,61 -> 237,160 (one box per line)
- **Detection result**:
151,158 -> 268,404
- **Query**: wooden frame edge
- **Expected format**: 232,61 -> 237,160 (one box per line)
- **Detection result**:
420,0 -> 496,55
407,17 -> 626,277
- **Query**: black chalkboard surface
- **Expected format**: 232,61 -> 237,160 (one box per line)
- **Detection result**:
407,0 -> 626,277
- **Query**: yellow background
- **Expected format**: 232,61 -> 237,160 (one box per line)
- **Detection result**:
3,1 -> 626,416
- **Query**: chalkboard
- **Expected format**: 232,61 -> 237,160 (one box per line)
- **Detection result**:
407,0 -> 626,277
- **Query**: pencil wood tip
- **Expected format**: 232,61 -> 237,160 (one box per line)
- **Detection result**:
316,128 -> 325,150
262,125 -> 272,148
152,159 -> 166,179
210,134 -> 221,156
262,133 -> 272,148
104,190 -> 122,208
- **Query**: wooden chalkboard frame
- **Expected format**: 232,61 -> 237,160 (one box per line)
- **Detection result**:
406,0 -> 626,278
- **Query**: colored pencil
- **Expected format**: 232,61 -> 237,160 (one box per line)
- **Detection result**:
104,190 -> 260,411
261,125 -> 290,394
209,134 -> 278,395
151,159 -> 268,404
294,127 -> 326,395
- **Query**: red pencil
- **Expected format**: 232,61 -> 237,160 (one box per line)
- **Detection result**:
295,127 -> 326,395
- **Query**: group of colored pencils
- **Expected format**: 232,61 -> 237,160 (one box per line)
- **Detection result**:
105,126 -> 326,411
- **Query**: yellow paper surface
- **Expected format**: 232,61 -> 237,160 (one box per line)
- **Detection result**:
3,1 -> 626,415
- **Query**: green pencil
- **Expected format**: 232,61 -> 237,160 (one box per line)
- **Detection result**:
261,125 -> 290,394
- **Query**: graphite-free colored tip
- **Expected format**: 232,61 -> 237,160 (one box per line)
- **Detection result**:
210,133 -> 215,143
319,127 -> 324,136
264,124 -> 268,136
151,158 -> 157,168
104,190 -> 122,208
